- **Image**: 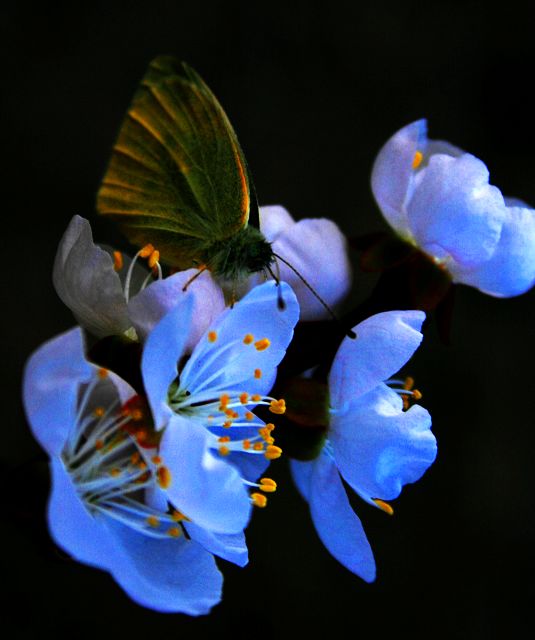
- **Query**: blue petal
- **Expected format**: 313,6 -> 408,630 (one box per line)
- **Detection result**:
290,459 -> 314,501
184,522 -> 248,567
407,154 -> 506,267
331,384 -> 437,503
305,452 -> 376,581
102,517 -> 222,615
128,269 -> 225,347
23,328 -> 93,456
141,294 -> 195,429
227,450 -> 271,482
159,414 -> 252,534
329,310 -> 425,410
52,216 -> 130,337
451,205 -> 535,297
180,281 -> 299,397
371,119 -> 427,237
48,457 -> 117,569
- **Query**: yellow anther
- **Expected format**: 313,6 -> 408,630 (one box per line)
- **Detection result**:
243,333 -> 254,345
218,445 -> 230,456
265,423 -> 275,432
254,369 -> 262,379
93,406 -> 105,418
171,510 -> 188,522
167,526 -> 182,538
148,249 -> 160,268
131,409 -> 143,421
265,445 -> 282,460
97,367 -> 108,379
251,394 -> 261,402
259,427 -> 275,444
404,376 -> 415,391
253,442 -> 264,451
225,409 -> 239,419
412,150 -> 423,169
208,331 -> 218,343
139,244 -> 155,258
219,394 -> 230,410
269,399 -> 286,415
223,420 -> 233,429
113,250 -> 123,271
239,392 -> 249,404
146,515 -> 160,528
373,499 -> 394,515
157,466 -> 172,489
130,452 -> 141,465
218,436 -> 231,443
412,389 -> 422,400
245,411 -> 254,421
243,439 -> 251,450
138,461 -> 147,471
110,468 -> 121,477
251,492 -> 268,508
151,455 -> 162,465
254,338 -> 271,351
260,478 -> 277,493
95,439 -> 104,450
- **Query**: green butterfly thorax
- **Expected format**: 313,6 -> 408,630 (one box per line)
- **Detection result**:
97,56 -> 274,280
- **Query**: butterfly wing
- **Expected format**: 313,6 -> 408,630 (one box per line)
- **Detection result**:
97,57 -> 255,268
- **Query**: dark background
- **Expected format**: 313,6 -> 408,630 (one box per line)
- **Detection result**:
3,1 -> 535,638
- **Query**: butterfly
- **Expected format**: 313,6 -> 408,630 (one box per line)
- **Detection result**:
97,56 -> 275,282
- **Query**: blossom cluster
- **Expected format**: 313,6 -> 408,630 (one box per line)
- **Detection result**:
23,121 -> 534,614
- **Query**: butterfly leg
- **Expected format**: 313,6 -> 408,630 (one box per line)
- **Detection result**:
182,265 -> 208,291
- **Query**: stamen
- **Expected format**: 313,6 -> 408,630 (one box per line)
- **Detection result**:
269,399 -> 286,415
148,249 -> 160,269
113,251 -> 123,271
218,445 -> 230,456
412,151 -> 423,169
265,445 -> 282,460
93,406 -> 105,418
243,333 -> 254,345
373,499 -> 394,515
156,466 -> 172,489
240,392 -> 249,404
259,478 -> 277,493
139,244 -> 155,258
98,368 -> 108,379
254,369 -> 262,379
254,338 -> 270,351
146,515 -> 160,528
208,331 -> 218,343
167,526 -> 182,537
251,493 -> 268,508
151,455 -> 162,465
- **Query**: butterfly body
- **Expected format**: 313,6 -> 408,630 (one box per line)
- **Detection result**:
97,56 -> 274,280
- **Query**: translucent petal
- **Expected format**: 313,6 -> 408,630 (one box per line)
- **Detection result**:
184,523 -> 248,567
53,216 -> 130,337
328,310 -> 425,409
371,119 -> 427,237
23,328 -> 93,456
331,384 -> 436,503
141,294 -> 195,429
451,205 -> 535,296
181,281 -> 299,397
308,452 -> 376,581
129,269 -> 225,347
407,154 -> 506,267
159,414 -> 252,534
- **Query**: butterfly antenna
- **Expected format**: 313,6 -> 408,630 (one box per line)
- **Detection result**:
273,253 -> 356,338
267,263 -> 286,310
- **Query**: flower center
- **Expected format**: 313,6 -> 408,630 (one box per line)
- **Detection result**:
387,375 -> 422,410
63,371 -> 185,540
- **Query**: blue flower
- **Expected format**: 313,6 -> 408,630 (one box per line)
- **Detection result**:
371,120 -> 535,297
290,310 -> 437,581
142,280 -> 300,513
23,327 -> 227,614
